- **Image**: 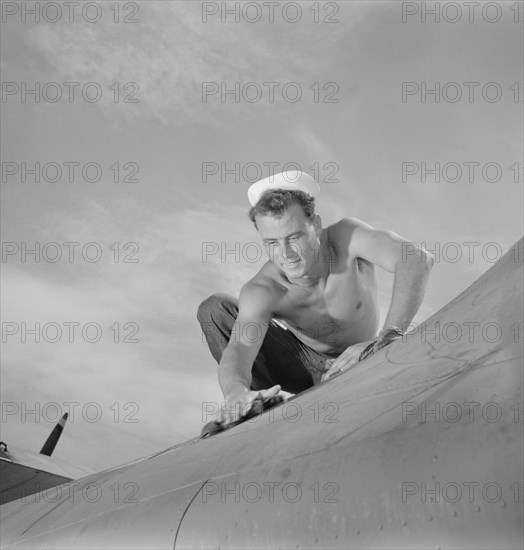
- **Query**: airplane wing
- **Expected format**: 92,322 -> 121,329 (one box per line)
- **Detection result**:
0,237 -> 522,549
0,445 -> 93,505
1,414 -> 94,505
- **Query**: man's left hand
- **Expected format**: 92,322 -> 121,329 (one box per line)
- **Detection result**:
321,328 -> 404,382
321,340 -> 375,382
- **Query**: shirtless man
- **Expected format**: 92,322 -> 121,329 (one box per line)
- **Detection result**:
197,171 -> 434,423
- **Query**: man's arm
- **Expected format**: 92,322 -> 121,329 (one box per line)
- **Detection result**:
218,282 -> 282,421
322,218 -> 434,380
348,218 -> 434,333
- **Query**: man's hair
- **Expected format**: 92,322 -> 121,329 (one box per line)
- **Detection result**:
248,189 -> 316,226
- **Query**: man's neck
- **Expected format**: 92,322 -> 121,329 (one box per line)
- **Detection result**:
285,241 -> 332,288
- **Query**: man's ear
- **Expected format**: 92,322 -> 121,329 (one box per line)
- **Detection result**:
312,214 -> 322,237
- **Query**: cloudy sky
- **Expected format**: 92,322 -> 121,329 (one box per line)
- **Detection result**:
1,1 -> 522,472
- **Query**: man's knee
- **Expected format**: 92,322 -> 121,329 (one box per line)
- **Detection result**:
196,293 -> 237,325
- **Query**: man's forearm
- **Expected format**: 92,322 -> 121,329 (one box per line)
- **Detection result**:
382,252 -> 434,333
218,344 -> 253,398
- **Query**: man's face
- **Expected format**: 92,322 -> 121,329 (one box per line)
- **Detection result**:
255,204 -> 321,278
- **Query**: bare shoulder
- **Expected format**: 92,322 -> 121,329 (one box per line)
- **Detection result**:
239,263 -> 285,316
329,217 -> 416,272
329,217 -> 373,237
326,217 -> 373,259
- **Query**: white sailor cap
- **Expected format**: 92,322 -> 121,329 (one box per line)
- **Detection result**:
247,170 -> 320,207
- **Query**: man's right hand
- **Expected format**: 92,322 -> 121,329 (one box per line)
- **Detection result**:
221,384 -> 293,424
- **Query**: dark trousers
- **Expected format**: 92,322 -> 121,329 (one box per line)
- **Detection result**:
197,293 -> 336,394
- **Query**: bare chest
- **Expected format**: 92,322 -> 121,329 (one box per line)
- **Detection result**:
274,260 -> 379,351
